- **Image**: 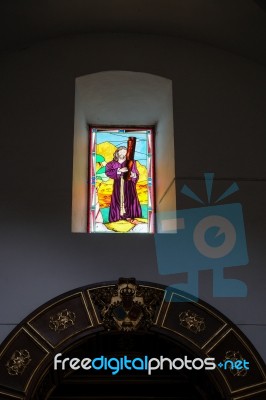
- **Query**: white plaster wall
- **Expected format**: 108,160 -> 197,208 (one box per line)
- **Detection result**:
72,71 -> 175,232
0,33 -> 265,362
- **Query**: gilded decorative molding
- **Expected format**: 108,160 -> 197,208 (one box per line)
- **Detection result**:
179,310 -> 206,333
49,309 -> 76,332
224,350 -> 248,377
90,278 -> 163,331
6,349 -> 31,376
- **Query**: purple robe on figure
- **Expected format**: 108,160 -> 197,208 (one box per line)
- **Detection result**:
105,160 -> 142,222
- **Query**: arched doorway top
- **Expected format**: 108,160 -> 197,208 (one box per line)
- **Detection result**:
0,278 -> 265,399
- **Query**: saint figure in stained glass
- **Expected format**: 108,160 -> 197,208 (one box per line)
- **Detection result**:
105,144 -> 142,223
88,127 -> 154,233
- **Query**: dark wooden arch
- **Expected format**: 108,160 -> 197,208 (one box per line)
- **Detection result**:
0,278 -> 265,400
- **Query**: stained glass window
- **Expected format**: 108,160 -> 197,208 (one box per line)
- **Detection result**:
88,127 -> 155,233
